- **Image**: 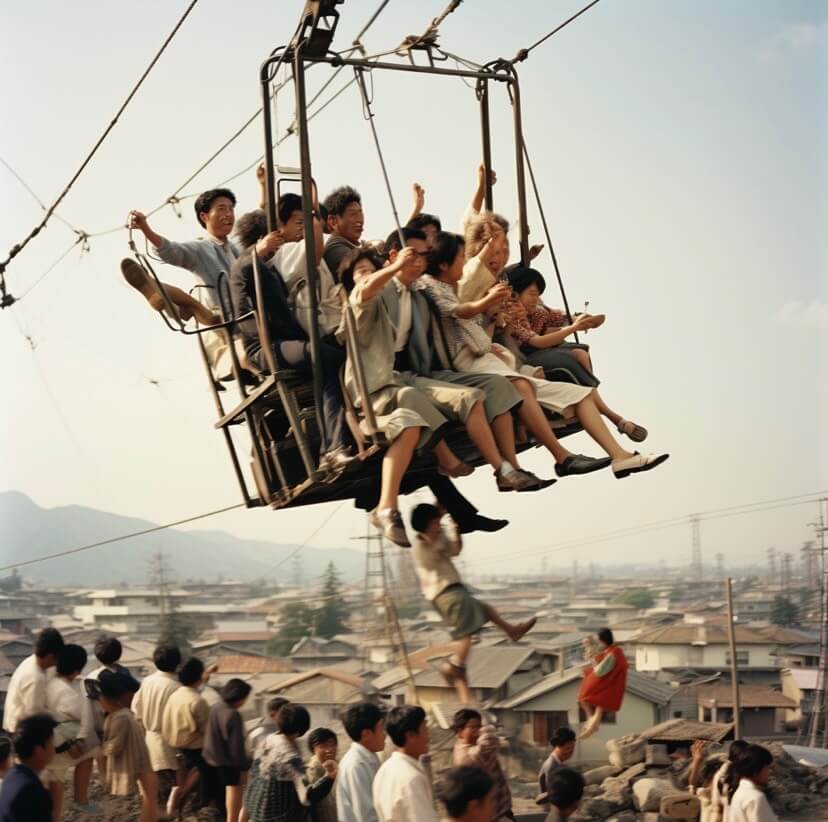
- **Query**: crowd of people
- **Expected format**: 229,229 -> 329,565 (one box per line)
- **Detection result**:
0,626 -> 785,822
124,163 -> 670,548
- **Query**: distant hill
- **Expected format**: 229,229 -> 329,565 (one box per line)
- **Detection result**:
0,491 -> 365,586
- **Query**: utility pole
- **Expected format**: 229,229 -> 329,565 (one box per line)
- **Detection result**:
768,547 -> 777,584
690,515 -> 702,580
725,577 -> 742,739
782,553 -> 793,598
808,499 -> 828,747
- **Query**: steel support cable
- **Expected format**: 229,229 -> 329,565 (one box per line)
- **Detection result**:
509,0 -> 603,64
0,157 -> 83,236
521,134 -> 577,325
354,68 -> 406,248
16,237 -> 85,302
0,0 -> 201,301
403,0 -> 464,51
0,503 -> 245,574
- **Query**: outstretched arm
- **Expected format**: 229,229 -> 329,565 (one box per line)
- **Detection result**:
406,182 -> 425,224
524,313 -> 593,349
453,281 -> 510,319
470,164 -> 497,215
130,210 -> 166,249
354,247 -> 415,303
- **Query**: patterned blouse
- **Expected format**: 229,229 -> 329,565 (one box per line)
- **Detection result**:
244,732 -> 334,822
420,276 -> 493,357
503,296 -> 568,347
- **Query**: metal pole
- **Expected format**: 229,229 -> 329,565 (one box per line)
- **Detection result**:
478,79 -> 494,211
507,70 -> 530,264
293,45 -> 327,452
725,577 -> 742,739
809,499 -> 828,747
260,64 -> 278,231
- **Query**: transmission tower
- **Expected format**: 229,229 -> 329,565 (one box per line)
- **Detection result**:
716,553 -> 725,579
690,514 -> 702,580
782,553 -> 793,597
147,550 -> 172,619
807,499 -> 828,747
767,547 -> 777,583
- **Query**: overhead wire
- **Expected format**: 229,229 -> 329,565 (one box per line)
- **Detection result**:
15,237 -> 86,302
471,492 -> 828,568
509,0 -> 603,64
0,0 -> 202,304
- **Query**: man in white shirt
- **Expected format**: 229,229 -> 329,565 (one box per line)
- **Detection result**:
3,628 -> 63,734
728,744 -> 778,822
337,702 -> 386,822
372,704 -> 439,822
133,644 -> 182,774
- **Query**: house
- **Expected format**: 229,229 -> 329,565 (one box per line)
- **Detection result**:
694,685 -> 797,736
263,668 -> 376,730
781,668 -> 818,729
73,588 -> 193,634
632,624 -> 782,684
289,636 -> 359,670
492,669 -> 675,763
640,717 -> 734,746
371,646 -> 561,711
0,636 -> 32,668
207,657 -> 298,722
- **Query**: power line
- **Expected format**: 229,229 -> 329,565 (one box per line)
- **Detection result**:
473,492 -> 828,568
0,503 -> 245,574
509,0 -> 603,64
271,501 -> 348,573
0,0 -> 201,305
15,237 -> 85,302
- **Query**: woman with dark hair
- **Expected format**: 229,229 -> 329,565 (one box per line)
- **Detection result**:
422,232 -> 669,481
577,628 -> 629,740
503,264 -> 648,443
727,744 -> 777,822
243,705 -> 337,822
707,739 -> 749,822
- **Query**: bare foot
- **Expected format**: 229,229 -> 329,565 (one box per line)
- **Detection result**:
578,715 -> 600,740
507,616 -> 537,642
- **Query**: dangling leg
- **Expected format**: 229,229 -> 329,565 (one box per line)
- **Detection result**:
372,426 -> 421,547
573,394 -> 633,460
482,602 -> 537,642
578,705 -> 604,740
439,635 -> 475,704
433,440 -> 473,477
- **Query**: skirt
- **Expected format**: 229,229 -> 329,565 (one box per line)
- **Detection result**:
433,583 -> 488,639
521,344 -> 600,388
364,382 -> 448,451
454,346 -> 592,417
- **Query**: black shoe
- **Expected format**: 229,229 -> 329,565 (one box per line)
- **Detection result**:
554,454 -> 613,477
458,515 -> 509,534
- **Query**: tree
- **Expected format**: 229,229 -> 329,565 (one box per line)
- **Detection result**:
770,595 -> 800,627
314,562 -> 349,639
615,588 -> 655,610
157,610 -> 196,655
269,602 -> 316,656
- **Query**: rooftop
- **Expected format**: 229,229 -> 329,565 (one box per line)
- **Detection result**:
633,624 -> 777,646
640,718 -> 733,743
696,685 -> 796,709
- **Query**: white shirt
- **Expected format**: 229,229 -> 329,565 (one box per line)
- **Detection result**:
132,670 -> 180,771
727,778 -> 778,822
393,280 -> 413,353
372,750 -> 438,822
3,655 -> 48,732
336,741 -> 381,822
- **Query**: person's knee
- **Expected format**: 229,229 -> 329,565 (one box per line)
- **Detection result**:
513,378 -> 531,396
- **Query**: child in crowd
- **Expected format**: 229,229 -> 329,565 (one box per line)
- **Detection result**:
411,503 -> 536,702
99,671 -> 159,822
244,704 -> 336,822
43,644 -> 98,820
372,705 -> 438,822
706,740 -> 749,822
247,697 -> 290,756
538,727 -> 577,806
423,232 -> 668,480
161,656 -> 212,816
577,628 -> 629,739
0,714 -> 57,822
542,768 -> 585,822
305,727 -> 339,822
435,765 -> 496,822
727,744 -> 777,822
3,628 -> 64,734
503,264 -> 648,443
451,709 -> 511,821
203,678 -> 252,822
336,701 -> 386,822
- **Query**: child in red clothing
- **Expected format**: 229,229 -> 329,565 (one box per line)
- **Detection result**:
577,628 -> 628,740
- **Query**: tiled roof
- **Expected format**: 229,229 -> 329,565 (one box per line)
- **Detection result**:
696,685 -> 797,709
640,718 -> 733,743
633,625 -> 774,646
214,655 -> 294,674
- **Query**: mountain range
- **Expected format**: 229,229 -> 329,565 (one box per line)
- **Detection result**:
0,491 -> 364,586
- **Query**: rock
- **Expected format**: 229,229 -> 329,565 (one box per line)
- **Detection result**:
617,762 -> 649,785
784,793 -> 809,813
583,784 -> 602,797
660,793 -> 701,819
584,764 -> 618,785
579,798 -> 613,818
632,778 -> 677,812
822,782 -> 828,797
646,743 -> 671,766
606,813 -> 637,822
607,734 -> 646,767
603,790 -> 634,814
601,776 -> 629,793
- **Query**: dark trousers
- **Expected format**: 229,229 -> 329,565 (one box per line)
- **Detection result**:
253,338 -> 347,455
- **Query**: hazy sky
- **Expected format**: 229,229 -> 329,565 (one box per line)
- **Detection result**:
2,0 -> 826,580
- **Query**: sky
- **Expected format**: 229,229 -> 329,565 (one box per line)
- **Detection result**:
1,0 -> 826,582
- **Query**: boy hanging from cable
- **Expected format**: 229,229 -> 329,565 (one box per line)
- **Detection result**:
410,503 -> 536,703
